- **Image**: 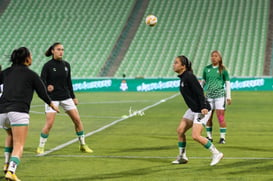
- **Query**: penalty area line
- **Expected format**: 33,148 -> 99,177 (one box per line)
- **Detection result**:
37,93 -> 180,157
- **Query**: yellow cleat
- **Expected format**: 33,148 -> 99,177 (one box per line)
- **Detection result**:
36,146 -> 44,154
3,163 -> 8,174
5,171 -> 21,181
80,144 -> 93,153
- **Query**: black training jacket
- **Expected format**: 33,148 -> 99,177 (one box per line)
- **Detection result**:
178,71 -> 211,113
41,59 -> 75,100
0,64 -> 51,113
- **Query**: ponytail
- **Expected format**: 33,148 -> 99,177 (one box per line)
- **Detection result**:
178,55 -> 193,73
45,42 -> 62,57
10,47 -> 31,65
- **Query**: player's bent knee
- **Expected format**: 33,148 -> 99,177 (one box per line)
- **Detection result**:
192,136 -> 198,141
191,133 -> 201,142
73,119 -> 82,126
176,127 -> 185,135
45,122 -> 54,131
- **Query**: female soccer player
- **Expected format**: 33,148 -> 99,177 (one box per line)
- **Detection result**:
0,65 -> 3,96
172,55 -> 223,166
0,47 -> 59,181
36,42 -> 93,154
202,50 -> 231,144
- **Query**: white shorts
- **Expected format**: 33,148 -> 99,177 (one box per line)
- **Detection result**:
0,112 -> 29,128
183,109 -> 212,126
45,98 -> 77,113
208,97 -> 226,110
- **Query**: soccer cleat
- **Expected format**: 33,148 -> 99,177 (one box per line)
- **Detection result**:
5,171 -> 21,181
36,146 -> 45,154
172,154 -> 188,164
210,152 -> 224,166
80,144 -> 93,153
219,138 -> 226,144
3,163 -> 8,174
206,137 -> 213,142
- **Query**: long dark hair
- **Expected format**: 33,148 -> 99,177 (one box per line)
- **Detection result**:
177,55 -> 193,73
211,50 -> 225,74
10,47 -> 31,65
45,42 -> 62,57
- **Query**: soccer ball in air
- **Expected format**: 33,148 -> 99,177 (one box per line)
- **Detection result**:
145,15 -> 157,27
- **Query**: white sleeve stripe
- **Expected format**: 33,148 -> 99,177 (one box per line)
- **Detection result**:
225,81 -> 231,99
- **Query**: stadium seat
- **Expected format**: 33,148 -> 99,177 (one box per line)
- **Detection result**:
115,0 -> 269,77
0,0 -> 135,77
0,0 -> 269,77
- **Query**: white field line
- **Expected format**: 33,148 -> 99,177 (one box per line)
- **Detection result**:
41,155 -> 273,160
37,93 -> 180,157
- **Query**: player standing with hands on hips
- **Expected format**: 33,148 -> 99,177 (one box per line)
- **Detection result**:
172,55 -> 223,166
0,47 -> 59,181
202,50 -> 231,144
36,42 -> 93,154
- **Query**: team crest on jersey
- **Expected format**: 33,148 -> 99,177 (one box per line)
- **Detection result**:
65,67 -> 68,72
208,69 -> 211,73
53,68 -> 56,71
181,82 -> 184,87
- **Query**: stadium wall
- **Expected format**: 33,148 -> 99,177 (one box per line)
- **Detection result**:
72,77 -> 273,92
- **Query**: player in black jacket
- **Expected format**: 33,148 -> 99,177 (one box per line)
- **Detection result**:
172,55 -> 223,166
0,47 -> 59,181
36,42 -> 93,154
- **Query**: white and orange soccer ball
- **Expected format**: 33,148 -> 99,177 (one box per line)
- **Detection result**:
145,15 -> 158,27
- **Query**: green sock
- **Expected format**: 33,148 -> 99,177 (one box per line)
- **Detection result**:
8,157 -> 20,173
204,141 -> 219,154
4,147 -> 13,153
76,131 -> 86,145
178,142 -> 186,155
39,133 -> 49,147
76,131 -> 84,136
4,147 -> 13,163
220,127 -> 226,139
204,140 -> 212,149
40,133 -> 49,138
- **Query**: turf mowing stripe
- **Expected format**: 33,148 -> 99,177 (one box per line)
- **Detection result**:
37,93 -> 180,157
79,100 -> 155,104
30,110 -> 120,119
44,155 -> 273,160
31,100 -> 155,108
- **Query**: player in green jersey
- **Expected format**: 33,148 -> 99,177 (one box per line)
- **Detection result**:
202,50 -> 231,144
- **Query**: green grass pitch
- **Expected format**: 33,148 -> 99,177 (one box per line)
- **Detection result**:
0,91 -> 272,181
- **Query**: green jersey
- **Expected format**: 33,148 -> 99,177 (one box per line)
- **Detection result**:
202,65 -> 230,98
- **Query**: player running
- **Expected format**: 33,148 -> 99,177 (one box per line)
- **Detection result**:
202,50 -> 231,144
172,55 -> 223,166
0,47 -> 59,181
36,42 -> 93,154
